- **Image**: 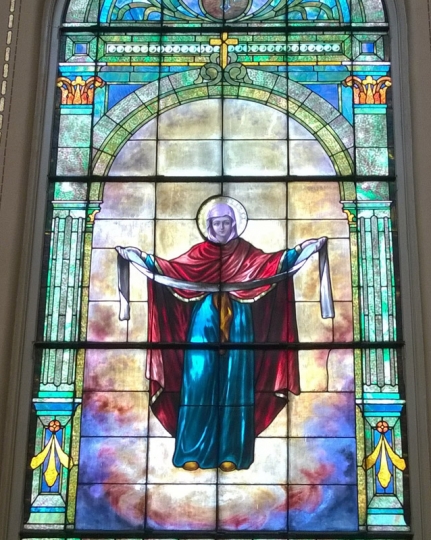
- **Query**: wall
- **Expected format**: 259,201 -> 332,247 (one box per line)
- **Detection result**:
0,0 -> 430,538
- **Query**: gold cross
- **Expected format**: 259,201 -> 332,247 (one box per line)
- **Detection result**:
209,33 -> 239,69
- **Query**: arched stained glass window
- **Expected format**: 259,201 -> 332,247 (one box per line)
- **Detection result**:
24,0 -> 409,537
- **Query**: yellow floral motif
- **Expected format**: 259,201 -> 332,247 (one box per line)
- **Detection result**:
363,421 -> 406,489
30,421 -> 74,488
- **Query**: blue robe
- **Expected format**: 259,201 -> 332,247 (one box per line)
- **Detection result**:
167,248 -> 299,470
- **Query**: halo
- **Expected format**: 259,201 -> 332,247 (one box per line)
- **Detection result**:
197,196 -> 248,240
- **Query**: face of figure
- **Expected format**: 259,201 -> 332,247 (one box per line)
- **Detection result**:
211,217 -> 233,244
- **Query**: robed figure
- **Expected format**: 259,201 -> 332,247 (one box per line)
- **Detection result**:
116,196 -> 333,472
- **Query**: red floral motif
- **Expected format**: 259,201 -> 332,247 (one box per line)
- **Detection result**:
47,419 -> 61,433
376,420 -> 389,433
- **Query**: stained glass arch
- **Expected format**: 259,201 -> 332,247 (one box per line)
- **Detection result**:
23,0 -> 409,537
91,78 -> 354,176
65,0 -> 388,25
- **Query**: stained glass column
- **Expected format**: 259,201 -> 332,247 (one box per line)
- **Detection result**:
357,187 -> 406,529
344,177 -> 407,530
26,51 -> 98,526
27,190 -> 88,527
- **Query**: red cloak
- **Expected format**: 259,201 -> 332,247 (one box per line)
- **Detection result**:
146,238 -> 299,436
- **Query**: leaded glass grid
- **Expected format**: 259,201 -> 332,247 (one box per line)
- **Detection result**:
23,0 -> 409,537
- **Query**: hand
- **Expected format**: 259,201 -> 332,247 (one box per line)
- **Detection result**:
300,237 -> 327,253
116,246 -> 145,259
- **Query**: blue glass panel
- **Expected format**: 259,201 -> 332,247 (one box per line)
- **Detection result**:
74,43 -> 88,54
362,42 -> 375,53
304,84 -> 339,109
108,84 -> 143,110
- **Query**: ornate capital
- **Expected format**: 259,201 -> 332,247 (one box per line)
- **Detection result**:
343,75 -> 392,105
57,75 -> 105,105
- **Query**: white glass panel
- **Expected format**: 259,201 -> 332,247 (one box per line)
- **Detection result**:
158,100 -> 222,139
89,248 -> 119,301
99,183 -> 155,219
289,118 -> 314,139
156,219 -> 203,259
289,140 -> 335,175
158,140 -> 222,176
288,182 -> 345,219
109,140 -> 156,176
224,99 -> 287,139
128,302 -> 148,341
156,182 -> 220,219
131,117 -> 157,140
224,140 -> 287,176
241,219 -> 286,251
296,301 -> 333,342
224,182 -> 286,219
92,219 -> 154,249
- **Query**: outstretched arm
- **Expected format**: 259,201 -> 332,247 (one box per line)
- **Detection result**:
281,237 -> 327,272
116,246 -> 161,274
293,237 -> 328,267
116,246 -> 144,259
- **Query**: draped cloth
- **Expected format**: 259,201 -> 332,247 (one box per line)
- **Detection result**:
117,237 -> 334,437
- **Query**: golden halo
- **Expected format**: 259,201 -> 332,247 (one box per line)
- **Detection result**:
197,196 -> 248,240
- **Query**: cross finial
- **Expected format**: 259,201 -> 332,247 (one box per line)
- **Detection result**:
209,33 -> 239,69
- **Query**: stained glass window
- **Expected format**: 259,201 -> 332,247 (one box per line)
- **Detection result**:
23,0 -> 409,537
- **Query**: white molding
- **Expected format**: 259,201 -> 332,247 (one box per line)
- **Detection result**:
1,0 -> 429,538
